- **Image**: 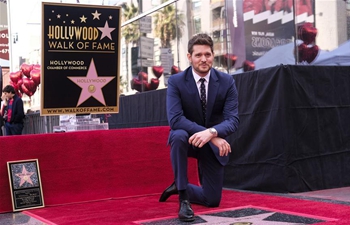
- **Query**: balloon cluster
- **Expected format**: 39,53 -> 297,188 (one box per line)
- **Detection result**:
131,65 -> 181,92
297,23 -> 319,63
131,66 -> 163,92
9,63 -> 41,98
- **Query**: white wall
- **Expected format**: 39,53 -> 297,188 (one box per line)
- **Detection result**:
315,0 -> 348,51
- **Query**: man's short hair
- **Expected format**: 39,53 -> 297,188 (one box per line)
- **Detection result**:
2,85 -> 15,94
187,33 -> 214,55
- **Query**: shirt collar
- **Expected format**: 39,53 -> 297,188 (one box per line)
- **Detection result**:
192,69 -> 211,83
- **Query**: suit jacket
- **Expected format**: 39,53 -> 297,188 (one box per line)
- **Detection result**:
4,95 -> 25,124
166,67 -> 239,165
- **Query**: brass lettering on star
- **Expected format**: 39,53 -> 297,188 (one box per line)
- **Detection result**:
76,79 -> 108,83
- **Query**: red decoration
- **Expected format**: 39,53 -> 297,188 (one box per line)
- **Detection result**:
131,67 -> 164,93
8,63 -> 41,98
171,65 -> 180,75
30,69 -> 41,85
296,23 -> 320,64
20,63 -> 33,78
138,71 -> 148,81
298,23 -> 317,45
224,54 -> 237,68
150,78 -> 160,90
9,71 -> 22,84
298,44 -> 319,63
243,60 -> 255,72
152,66 -> 164,79
131,78 -> 150,92
17,79 -> 24,93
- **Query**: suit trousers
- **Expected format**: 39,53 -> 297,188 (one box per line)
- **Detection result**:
5,122 -> 24,135
169,129 -> 224,207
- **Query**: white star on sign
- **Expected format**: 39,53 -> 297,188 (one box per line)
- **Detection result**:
92,10 -> 101,20
80,15 -> 87,23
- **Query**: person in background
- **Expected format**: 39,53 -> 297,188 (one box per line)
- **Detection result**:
0,96 -> 3,136
1,85 -> 25,135
159,33 -> 239,222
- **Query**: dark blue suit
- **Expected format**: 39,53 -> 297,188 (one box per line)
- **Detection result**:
166,66 -> 239,206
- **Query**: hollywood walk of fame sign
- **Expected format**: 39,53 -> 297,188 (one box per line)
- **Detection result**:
41,2 -> 122,115
7,159 -> 44,211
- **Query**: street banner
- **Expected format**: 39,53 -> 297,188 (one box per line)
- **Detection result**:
41,2 -> 121,115
0,0 -> 9,67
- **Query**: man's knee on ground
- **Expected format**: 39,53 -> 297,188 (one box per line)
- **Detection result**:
205,196 -> 221,207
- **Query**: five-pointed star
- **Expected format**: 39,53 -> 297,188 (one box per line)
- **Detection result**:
68,59 -> 114,106
57,14 -> 61,19
80,15 -> 87,23
15,165 -> 34,187
98,21 -> 115,40
196,212 -> 303,224
92,10 -> 101,20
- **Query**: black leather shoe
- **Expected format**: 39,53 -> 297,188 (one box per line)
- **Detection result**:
159,182 -> 178,202
178,200 -> 195,222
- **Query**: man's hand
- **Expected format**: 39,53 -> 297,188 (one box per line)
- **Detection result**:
1,94 -> 7,106
188,129 -> 213,148
189,130 -> 231,156
210,137 -> 231,156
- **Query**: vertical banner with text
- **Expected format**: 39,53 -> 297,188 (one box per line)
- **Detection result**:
0,0 -> 9,68
41,3 -> 121,115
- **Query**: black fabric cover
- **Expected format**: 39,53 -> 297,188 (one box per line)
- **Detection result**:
105,65 -> 350,193
225,65 -> 350,193
102,89 -> 168,129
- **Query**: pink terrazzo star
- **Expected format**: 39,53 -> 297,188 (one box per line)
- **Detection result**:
15,165 -> 34,187
68,58 -> 115,106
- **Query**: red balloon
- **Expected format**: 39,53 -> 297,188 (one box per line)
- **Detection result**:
152,66 -> 164,79
10,81 -> 19,92
9,71 -> 22,84
21,83 -> 34,97
30,69 -> 41,85
224,54 -> 237,68
17,79 -> 24,93
20,63 -> 33,78
138,71 -> 148,81
298,23 -> 317,45
243,60 -> 255,72
298,44 -> 319,63
171,65 -> 180,75
131,78 -> 148,92
22,77 -> 37,92
149,78 -> 160,90
32,64 -> 41,70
